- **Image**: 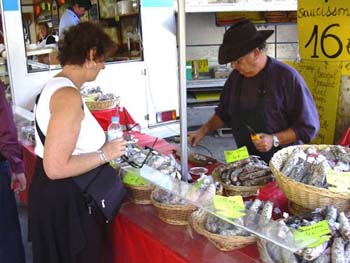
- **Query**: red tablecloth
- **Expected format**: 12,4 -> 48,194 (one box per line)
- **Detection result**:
113,202 -> 262,263
91,106 -> 136,131
20,144 -> 36,205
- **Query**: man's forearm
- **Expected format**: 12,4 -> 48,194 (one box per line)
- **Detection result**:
200,115 -> 224,134
274,128 -> 297,145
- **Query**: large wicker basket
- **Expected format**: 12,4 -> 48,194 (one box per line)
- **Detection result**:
270,145 -> 350,212
124,183 -> 155,205
212,165 -> 268,197
190,209 -> 257,251
150,190 -> 197,225
84,98 -> 119,111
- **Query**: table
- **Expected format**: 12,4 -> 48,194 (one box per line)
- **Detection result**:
20,132 -> 287,263
113,202 -> 262,263
91,106 -> 136,131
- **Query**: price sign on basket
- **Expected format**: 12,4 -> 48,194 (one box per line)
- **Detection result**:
123,171 -> 147,186
298,0 -> 350,61
293,220 -> 331,248
326,168 -> 350,193
213,195 -> 246,219
224,146 -> 249,163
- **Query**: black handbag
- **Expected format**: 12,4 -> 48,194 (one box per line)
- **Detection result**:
73,164 -> 127,223
34,92 -> 126,223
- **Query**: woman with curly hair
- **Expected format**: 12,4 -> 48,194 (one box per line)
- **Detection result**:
28,22 -> 126,263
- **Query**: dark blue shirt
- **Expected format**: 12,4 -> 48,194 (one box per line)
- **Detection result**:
215,57 -> 319,145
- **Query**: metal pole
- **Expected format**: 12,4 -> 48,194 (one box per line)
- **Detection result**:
177,0 -> 188,181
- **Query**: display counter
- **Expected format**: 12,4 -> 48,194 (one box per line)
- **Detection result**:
20,131 -> 287,263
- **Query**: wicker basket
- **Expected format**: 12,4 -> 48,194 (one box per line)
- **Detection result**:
270,145 -> 350,212
150,190 -> 197,225
212,165 -> 268,198
85,98 -> 119,111
190,209 -> 257,251
287,201 -> 312,215
124,183 -> 155,205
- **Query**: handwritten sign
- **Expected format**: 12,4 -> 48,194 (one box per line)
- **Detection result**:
224,146 -> 249,163
285,60 -> 341,144
326,168 -> 350,193
123,171 -> 148,186
298,0 -> 350,61
214,195 -> 246,219
293,220 -> 331,248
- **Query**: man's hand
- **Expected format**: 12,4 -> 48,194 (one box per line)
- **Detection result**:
11,172 -> 27,193
188,130 -> 206,147
252,133 -> 274,152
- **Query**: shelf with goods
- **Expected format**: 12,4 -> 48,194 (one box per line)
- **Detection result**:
99,13 -> 142,61
186,77 -> 225,106
185,0 -> 297,13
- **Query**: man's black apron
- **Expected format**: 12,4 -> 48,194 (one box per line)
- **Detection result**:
230,61 -> 281,163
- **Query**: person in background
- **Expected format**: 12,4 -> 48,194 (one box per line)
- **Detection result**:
0,81 -> 27,263
29,22 -> 126,263
58,0 -> 92,39
189,19 -> 319,163
36,22 -> 56,48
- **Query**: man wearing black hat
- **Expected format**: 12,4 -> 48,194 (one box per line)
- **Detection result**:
189,19 -> 319,162
59,0 -> 92,39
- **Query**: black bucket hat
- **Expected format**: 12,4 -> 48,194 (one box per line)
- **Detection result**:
75,0 -> 92,10
218,19 -> 274,65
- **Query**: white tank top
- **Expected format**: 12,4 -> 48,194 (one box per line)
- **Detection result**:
34,77 -> 106,158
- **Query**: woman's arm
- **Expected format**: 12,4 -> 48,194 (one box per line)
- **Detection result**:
43,87 -> 126,179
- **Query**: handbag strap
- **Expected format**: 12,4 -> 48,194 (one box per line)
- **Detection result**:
35,92 -> 46,146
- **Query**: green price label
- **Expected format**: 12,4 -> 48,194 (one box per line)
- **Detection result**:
224,146 -> 249,163
213,195 -> 245,219
194,177 -> 205,189
293,220 -> 331,248
123,171 -> 147,186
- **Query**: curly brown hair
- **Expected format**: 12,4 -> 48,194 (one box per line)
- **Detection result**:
57,22 -> 116,66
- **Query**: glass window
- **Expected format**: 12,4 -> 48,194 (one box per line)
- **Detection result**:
21,0 -> 143,73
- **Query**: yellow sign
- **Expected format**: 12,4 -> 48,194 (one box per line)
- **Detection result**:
342,61 -> 350,75
213,195 -> 246,219
284,60 -> 341,144
224,146 -> 249,163
122,171 -> 147,186
293,220 -> 331,248
326,168 -> 350,193
298,0 -> 350,61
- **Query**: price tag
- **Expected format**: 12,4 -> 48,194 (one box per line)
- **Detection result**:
298,0 -> 350,61
224,146 -> 249,163
213,195 -> 245,219
326,168 -> 350,193
123,171 -> 147,186
293,220 -> 331,248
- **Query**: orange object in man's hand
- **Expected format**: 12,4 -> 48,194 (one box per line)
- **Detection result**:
246,125 -> 260,141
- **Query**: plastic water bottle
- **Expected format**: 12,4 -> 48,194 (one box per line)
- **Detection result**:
107,116 -> 123,164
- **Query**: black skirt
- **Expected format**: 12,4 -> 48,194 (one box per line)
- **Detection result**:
28,158 -> 109,263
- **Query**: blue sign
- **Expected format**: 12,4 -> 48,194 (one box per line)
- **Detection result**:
3,0 -> 19,11
142,0 -> 173,7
